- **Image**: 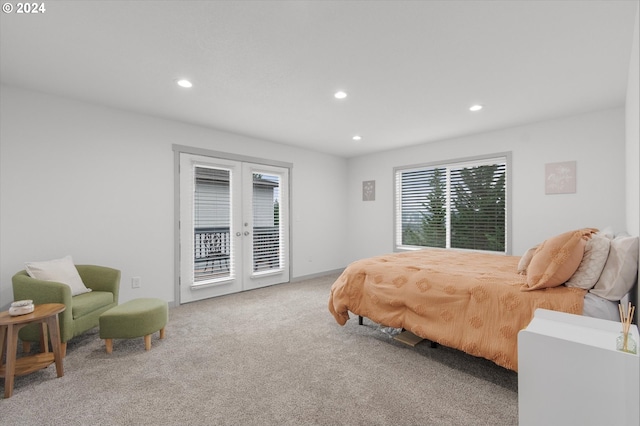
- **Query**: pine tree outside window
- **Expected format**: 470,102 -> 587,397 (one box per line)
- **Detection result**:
394,153 -> 511,254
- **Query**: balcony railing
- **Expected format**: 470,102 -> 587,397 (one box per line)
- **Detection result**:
194,226 -> 280,281
194,227 -> 231,281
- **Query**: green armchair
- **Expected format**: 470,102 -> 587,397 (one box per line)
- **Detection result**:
12,265 -> 120,356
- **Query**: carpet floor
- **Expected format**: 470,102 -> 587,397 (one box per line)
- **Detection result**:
0,273 -> 518,425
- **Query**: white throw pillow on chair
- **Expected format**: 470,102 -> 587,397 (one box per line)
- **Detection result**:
25,255 -> 92,296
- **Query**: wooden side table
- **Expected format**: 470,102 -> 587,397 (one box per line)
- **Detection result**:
0,303 -> 66,398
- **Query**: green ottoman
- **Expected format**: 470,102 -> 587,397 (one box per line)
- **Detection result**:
99,298 -> 168,353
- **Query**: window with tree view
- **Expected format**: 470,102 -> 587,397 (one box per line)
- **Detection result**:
395,154 -> 509,253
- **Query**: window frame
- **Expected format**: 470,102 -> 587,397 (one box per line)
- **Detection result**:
393,152 -> 512,255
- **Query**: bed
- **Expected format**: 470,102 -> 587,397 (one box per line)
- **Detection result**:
328,228 -> 639,371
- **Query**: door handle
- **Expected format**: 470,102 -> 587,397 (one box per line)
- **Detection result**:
244,231 -> 250,236
236,232 -> 241,237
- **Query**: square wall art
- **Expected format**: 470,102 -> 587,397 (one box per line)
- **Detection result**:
545,161 -> 576,194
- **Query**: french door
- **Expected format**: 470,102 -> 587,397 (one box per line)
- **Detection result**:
179,153 -> 290,304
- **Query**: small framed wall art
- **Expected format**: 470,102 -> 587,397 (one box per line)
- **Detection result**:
362,180 -> 375,201
545,161 -> 576,194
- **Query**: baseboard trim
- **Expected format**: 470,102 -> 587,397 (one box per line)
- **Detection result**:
289,268 -> 344,283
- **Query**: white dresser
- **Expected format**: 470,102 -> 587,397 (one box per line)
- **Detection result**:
518,308 -> 639,426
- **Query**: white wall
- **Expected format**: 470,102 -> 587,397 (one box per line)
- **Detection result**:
1,35 -> 636,308
626,6 -> 639,237
0,85 -> 349,308
625,5 -> 639,317
346,108 -> 627,261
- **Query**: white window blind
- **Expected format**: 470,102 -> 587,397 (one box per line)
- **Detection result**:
193,166 -> 232,281
395,155 -> 508,253
194,167 -> 230,228
252,173 -> 282,273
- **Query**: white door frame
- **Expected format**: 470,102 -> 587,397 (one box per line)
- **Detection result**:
173,145 -> 293,304
241,162 -> 290,291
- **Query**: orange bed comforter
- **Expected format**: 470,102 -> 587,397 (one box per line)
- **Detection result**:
328,249 -> 586,371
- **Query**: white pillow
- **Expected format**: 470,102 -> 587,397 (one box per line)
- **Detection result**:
590,235 -> 639,301
565,234 -> 611,289
599,226 -> 615,239
25,255 -> 92,296
517,245 -> 539,275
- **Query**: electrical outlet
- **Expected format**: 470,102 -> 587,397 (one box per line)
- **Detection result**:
132,277 -> 141,289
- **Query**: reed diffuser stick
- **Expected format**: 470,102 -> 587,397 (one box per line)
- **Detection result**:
618,302 -> 636,352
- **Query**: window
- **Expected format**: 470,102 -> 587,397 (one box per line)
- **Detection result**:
193,166 -> 232,281
252,172 -> 282,273
394,153 -> 510,254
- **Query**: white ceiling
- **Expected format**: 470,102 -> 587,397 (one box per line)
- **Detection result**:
1,1 -> 637,158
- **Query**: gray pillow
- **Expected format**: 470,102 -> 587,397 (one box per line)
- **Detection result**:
582,292 -> 622,321
565,234 -> 610,289
590,235 -> 639,301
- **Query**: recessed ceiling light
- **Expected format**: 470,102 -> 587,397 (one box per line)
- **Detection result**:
469,104 -> 483,112
352,135 -> 362,141
177,79 -> 193,88
334,91 -> 347,99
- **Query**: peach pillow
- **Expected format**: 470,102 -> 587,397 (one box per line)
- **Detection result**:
521,228 -> 597,291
